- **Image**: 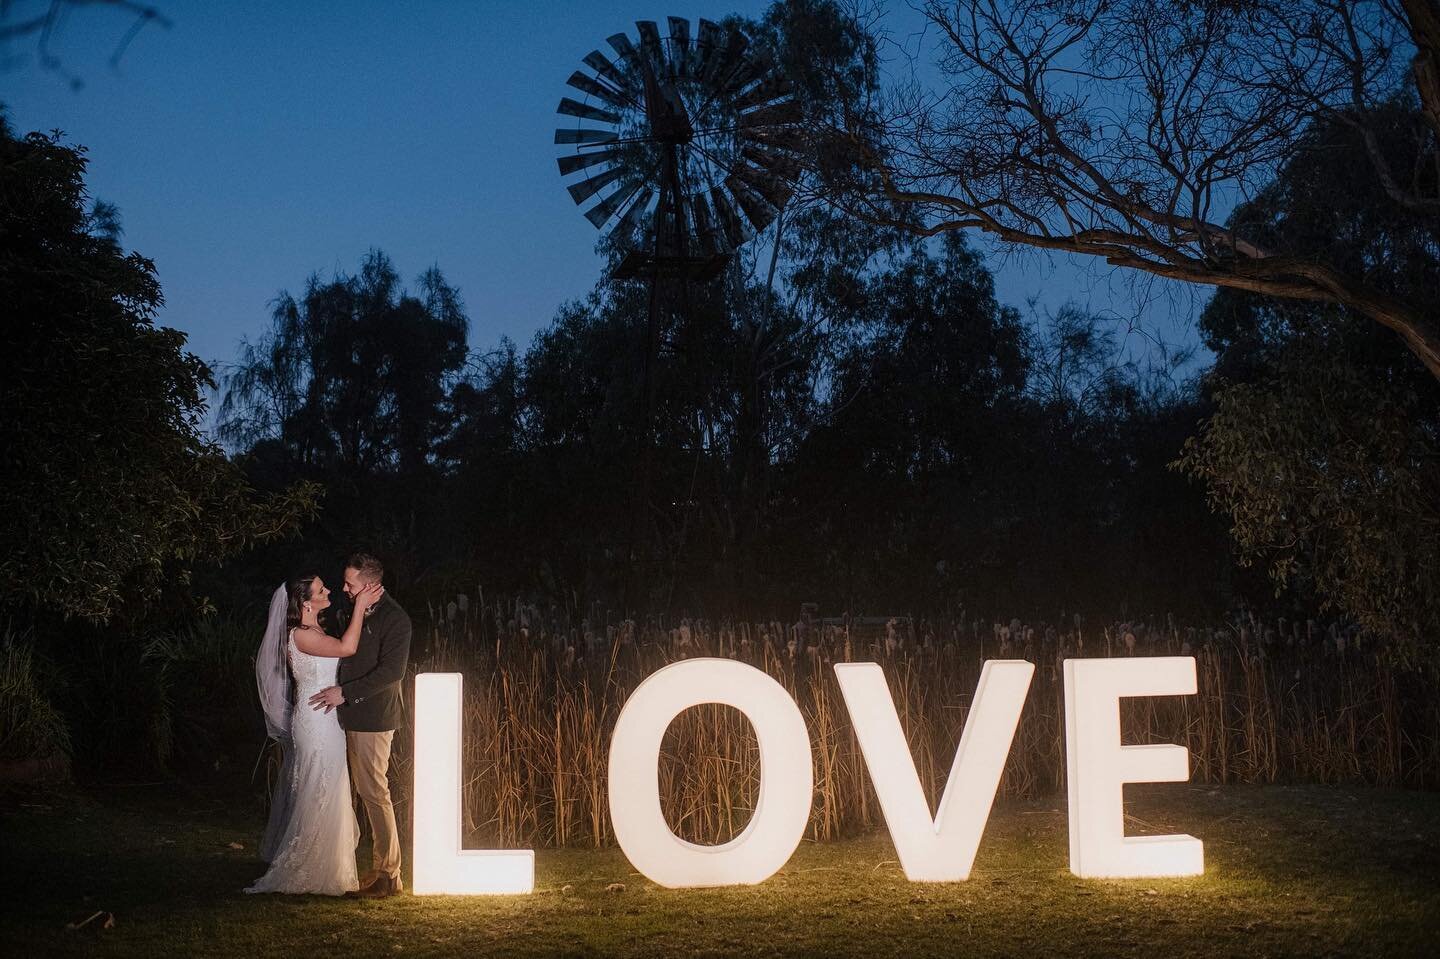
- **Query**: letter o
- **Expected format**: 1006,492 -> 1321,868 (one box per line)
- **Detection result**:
607,658 -> 813,888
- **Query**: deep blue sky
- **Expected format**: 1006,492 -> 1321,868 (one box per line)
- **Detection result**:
4,0 -> 1203,379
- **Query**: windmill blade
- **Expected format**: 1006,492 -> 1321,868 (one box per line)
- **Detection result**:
725,175 -> 776,232
583,49 -> 633,93
555,127 -> 619,145
741,144 -> 803,180
636,20 -> 663,72
566,70 -> 628,109
734,75 -> 793,112
688,191 -> 723,254
557,149 -> 619,176
722,52 -> 773,98
710,185 -> 746,248
607,31 -> 639,69
667,17 -> 690,78
693,19 -> 721,79
739,125 -> 809,156
585,180 -> 643,228
617,186 -> 655,237
567,165 -> 627,205
708,27 -> 749,84
732,161 -> 794,210
557,21 -> 806,261
710,29 -> 752,88
557,97 -> 620,124
738,98 -> 803,129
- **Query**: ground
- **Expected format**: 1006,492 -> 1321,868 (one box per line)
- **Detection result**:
3,781 -> 1438,957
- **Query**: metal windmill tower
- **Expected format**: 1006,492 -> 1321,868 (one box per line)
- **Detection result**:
554,16 -> 806,606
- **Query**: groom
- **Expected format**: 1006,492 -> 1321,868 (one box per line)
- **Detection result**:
309,551 -> 411,899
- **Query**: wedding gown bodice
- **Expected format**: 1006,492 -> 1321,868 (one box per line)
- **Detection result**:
287,630 -> 339,695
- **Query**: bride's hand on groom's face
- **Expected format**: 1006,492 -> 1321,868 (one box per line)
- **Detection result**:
354,581 -> 384,611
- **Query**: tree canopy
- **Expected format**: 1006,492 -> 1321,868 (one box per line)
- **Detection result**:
0,113 -> 317,623
1176,109 -> 1440,651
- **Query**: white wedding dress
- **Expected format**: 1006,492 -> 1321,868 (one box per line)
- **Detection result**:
245,632 -> 359,895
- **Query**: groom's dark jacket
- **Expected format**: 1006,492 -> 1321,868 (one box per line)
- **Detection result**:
337,593 -> 411,732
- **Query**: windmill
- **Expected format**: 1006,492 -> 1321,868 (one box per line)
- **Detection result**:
555,16 -> 806,281
554,17 -> 807,607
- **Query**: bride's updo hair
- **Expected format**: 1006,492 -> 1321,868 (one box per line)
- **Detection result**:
286,574 -> 320,632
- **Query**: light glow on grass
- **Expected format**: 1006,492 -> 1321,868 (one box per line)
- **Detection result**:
608,658 -> 813,888
412,673 -> 534,894
1063,656 -> 1204,878
835,660 -> 1034,881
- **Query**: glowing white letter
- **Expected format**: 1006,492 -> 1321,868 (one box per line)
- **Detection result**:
1063,656 -> 1203,878
835,660 -> 1032,881
608,658 -> 813,888
412,672 -> 534,894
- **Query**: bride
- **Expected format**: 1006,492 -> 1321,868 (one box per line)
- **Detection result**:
247,573 -> 383,895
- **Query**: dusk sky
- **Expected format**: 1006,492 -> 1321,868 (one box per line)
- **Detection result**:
4,0 -> 1204,384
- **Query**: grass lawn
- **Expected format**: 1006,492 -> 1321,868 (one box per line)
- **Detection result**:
3,780 -> 1438,957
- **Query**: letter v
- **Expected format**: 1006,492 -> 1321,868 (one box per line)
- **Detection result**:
834,660 -> 1034,882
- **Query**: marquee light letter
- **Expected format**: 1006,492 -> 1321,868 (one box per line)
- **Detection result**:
834,660 -> 1034,881
412,673 -> 534,894
1063,656 -> 1204,878
608,658 -> 813,888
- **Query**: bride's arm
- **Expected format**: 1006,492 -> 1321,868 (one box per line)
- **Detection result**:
291,583 -> 383,658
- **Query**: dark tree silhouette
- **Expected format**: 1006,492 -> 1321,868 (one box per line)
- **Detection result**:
218,251 -> 470,476
0,115 -> 316,623
1176,108 -> 1440,650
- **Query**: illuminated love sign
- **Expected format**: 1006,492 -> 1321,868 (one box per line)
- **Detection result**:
411,656 -> 1202,895
412,673 -> 534,894
608,658 -> 813,886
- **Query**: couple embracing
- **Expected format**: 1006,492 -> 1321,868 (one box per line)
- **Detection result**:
247,552 -> 411,898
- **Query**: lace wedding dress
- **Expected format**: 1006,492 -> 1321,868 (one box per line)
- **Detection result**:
245,633 -> 359,895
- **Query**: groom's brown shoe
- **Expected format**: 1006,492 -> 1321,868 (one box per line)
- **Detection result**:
344,870 -> 377,898
351,872 -> 402,899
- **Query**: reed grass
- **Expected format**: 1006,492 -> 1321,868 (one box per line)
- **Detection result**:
381,599 -> 1440,849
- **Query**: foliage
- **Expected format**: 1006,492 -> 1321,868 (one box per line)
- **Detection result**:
0,114 -> 319,624
214,222 -> 1222,619
141,614 -> 269,771
219,251 -> 470,475
1178,335 -> 1440,650
1176,109 -> 1440,650
0,624 -> 71,763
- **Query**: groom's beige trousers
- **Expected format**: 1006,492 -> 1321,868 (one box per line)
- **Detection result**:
347,730 -> 400,880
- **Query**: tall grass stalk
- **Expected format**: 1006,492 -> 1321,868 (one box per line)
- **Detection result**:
392,601 -> 1440,848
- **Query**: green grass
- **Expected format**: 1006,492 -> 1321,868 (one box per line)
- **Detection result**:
3,781 -> 1438,957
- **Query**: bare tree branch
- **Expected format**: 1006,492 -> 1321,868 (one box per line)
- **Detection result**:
1,0 -> 170,88
828,0 -> 1440,379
